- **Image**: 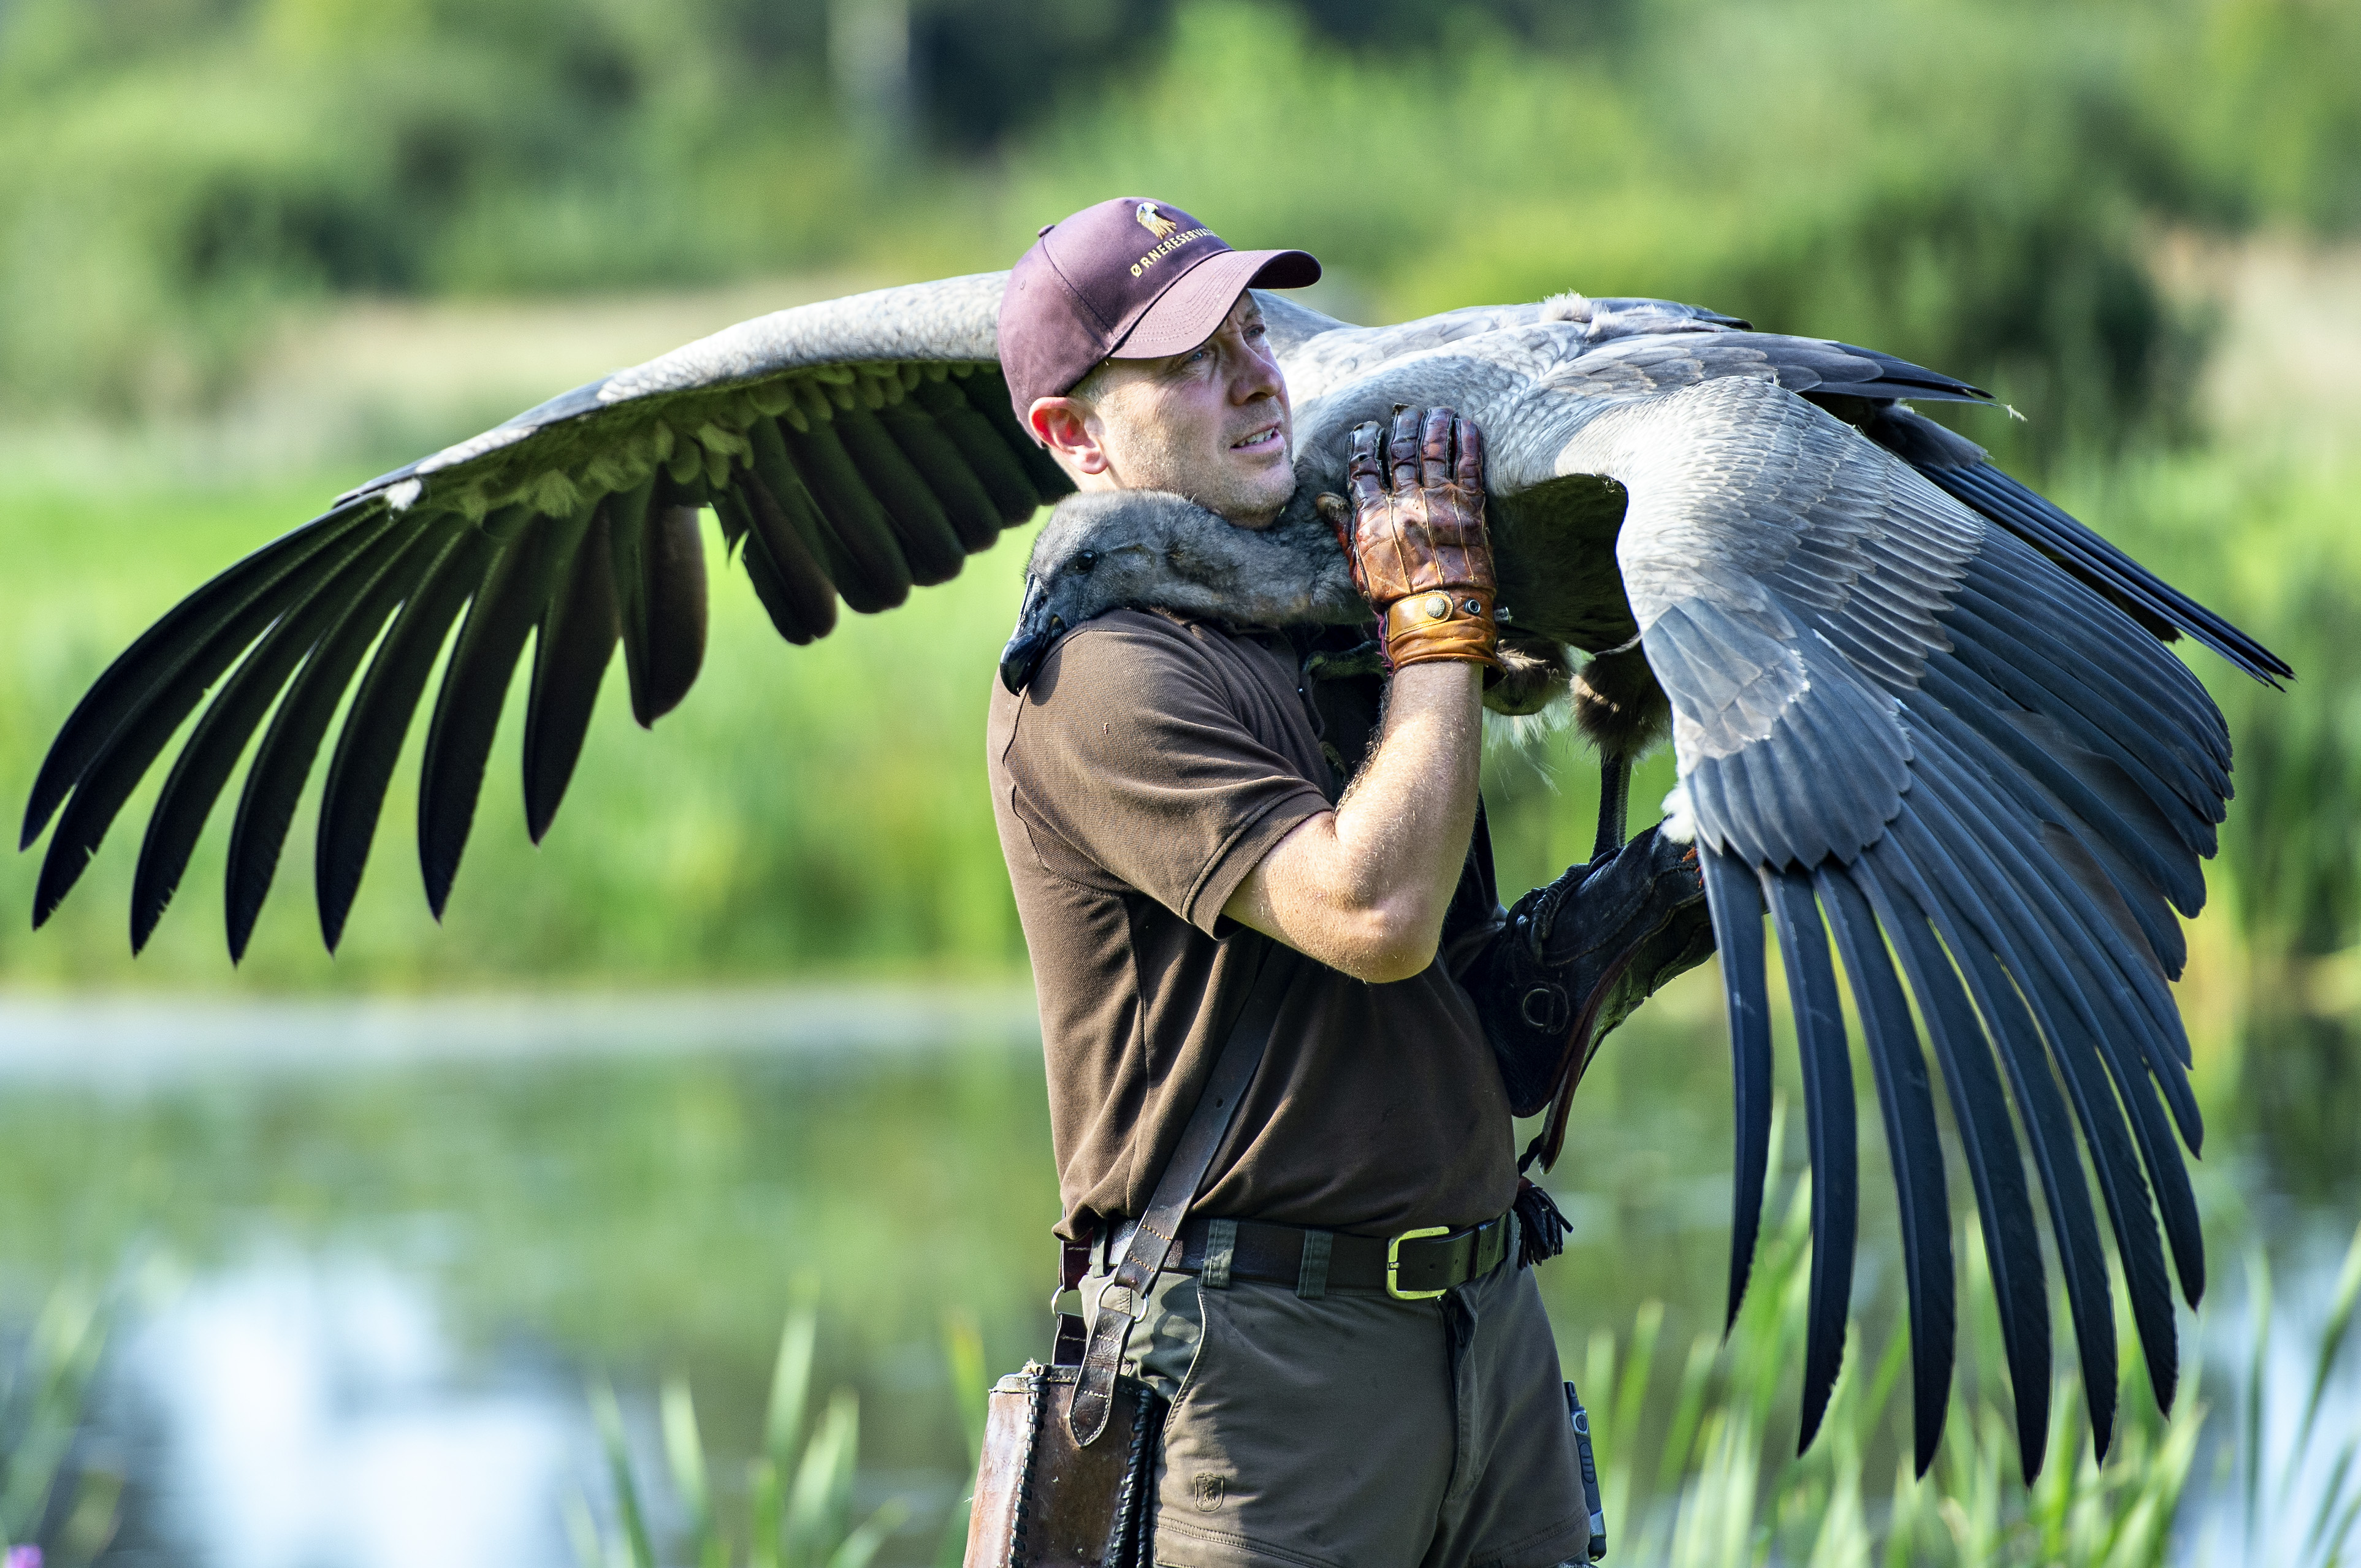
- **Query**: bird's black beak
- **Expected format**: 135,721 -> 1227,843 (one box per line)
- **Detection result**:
999,576 -> 1064,694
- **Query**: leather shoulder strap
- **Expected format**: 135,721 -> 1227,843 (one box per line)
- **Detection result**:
1067,935 -> 1295,1445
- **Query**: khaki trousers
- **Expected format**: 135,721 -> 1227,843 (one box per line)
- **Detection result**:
1081,1238 -> 1590,1568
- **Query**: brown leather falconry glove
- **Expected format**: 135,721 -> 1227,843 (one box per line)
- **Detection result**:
1319,406 -> 1501,676
1467,824 -> 1716,1170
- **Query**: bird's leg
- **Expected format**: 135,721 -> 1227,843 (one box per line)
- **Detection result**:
1593,754 -> 1630,862
1572,645 -> 1669,862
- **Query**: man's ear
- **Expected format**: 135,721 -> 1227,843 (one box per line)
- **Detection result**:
1029,395 -> 1110,476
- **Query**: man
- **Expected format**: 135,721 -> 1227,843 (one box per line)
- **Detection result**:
987,197 -> 1706,1568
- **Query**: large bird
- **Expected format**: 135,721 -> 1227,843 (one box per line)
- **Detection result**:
20,272 -> 2286,1480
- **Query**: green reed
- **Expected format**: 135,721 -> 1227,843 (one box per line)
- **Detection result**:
566,1198 -> 2361,1567
1576,1113 -> 2361,1566
0,1281 -> 118,1566
570,1303 -> 918,1568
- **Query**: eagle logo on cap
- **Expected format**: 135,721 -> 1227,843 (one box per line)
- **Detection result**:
1135,202 -> 1180,240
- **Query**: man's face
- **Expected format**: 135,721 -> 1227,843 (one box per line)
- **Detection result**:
1028,294 -> 1295,529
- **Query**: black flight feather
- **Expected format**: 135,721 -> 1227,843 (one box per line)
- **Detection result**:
780,417 -> 915,613
1915,661 -> 2204,925
876,400 -> 1005,553
910,376 -> 1050,521
1875,831 -> 2122,1456
224,516 -> 462,961
1898,666 -> 2191,963
833,403 -> 966,583
316,527 -> 492,952
969,368 -> 1075,498
603,476 -> 663,726
746,416 -> 857,595
2038,818 -> 2181,995
734,509 -> 817,647
1938,618 -> 2217,859
1923,680 -> 2197,1022
1912,723 -> 2208,1198
522,504 -> 622,845
1701,846 -> 1775,1333
1925,460 -> 2289,686
1906,731 -> 2205,1186
1902,772 -> 2181,1302
733,469 -> 839,642
1763,868 -> 1858,1455
23,499 -> 380,851
130,515 -> 411,951
1913,726 -> 2198,1119
1950,579 -> 2229,805
1856,859 -> 2053,1480
1985,550 -> 2232,764
419,510 -> 557,919
1817,864 -> 1955,1476
1942,596 -> 2221,828
31,508 -> 392,926
1897,788 -> 2181,1420
619,496 -> 709,728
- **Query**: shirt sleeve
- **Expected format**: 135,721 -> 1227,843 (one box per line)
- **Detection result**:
999,617 -> 1331,934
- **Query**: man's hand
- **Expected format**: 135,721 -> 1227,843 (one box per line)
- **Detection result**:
1319,406 -> 1500,674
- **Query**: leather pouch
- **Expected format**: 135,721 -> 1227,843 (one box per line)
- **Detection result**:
965,937 -> 1290,1568
963,1361 -> 1165,1568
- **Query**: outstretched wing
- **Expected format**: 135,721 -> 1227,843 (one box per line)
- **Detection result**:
22,270 -> 1072,957
1284,297 -> 2290,688
1858,402 -> 2290,685
1541,375 -> 2218,1480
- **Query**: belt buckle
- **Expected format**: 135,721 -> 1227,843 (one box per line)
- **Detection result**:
1386,1225 -> 1453,1300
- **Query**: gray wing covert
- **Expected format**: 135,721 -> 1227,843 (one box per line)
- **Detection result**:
1557,375 -> 2220,1480
23,271 -> 1073,957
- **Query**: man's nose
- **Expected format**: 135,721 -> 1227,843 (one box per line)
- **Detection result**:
1230,335 -> 1284,404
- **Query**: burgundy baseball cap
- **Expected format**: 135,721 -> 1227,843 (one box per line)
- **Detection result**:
997,197 -> 1320,430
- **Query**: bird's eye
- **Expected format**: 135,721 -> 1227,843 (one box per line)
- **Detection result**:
1074,550 -> 1096,573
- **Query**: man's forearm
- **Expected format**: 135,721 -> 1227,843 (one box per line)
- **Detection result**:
1222,661 -> 1482,981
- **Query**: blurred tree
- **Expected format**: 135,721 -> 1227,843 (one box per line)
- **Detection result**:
911,0 -> 1175,151
0,0 -> 2352,425
1290,0 -> 1633,51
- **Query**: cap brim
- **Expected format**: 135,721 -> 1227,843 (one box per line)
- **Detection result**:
1113,248 -> 1322,360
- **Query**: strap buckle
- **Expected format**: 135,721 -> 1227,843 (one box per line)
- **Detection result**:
1386,1225 -> 1453,1300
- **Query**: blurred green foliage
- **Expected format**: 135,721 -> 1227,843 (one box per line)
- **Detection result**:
1,0 -> 2355,457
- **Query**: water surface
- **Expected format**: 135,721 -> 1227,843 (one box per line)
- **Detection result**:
0,983 -> 2349,1564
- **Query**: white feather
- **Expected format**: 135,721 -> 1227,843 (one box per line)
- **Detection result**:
1659,782 -> 1698,845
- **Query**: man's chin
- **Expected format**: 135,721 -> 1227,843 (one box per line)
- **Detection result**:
1208,469 -> 1297,530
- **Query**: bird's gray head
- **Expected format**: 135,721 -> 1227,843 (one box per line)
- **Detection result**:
998,490 -> 1365,692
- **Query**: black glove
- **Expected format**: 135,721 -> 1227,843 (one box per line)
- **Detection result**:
1468,824 -> 1716,1155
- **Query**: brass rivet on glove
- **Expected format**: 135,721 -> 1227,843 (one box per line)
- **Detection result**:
1424,594 -> 1451,620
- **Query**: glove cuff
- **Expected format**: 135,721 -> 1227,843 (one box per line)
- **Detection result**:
1381,589 -> 1501,672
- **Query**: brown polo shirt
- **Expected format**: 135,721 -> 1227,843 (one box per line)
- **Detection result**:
988,608 -> 1519,1243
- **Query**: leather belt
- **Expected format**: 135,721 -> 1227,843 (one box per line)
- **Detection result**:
1103,1210 -> 1514,1300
